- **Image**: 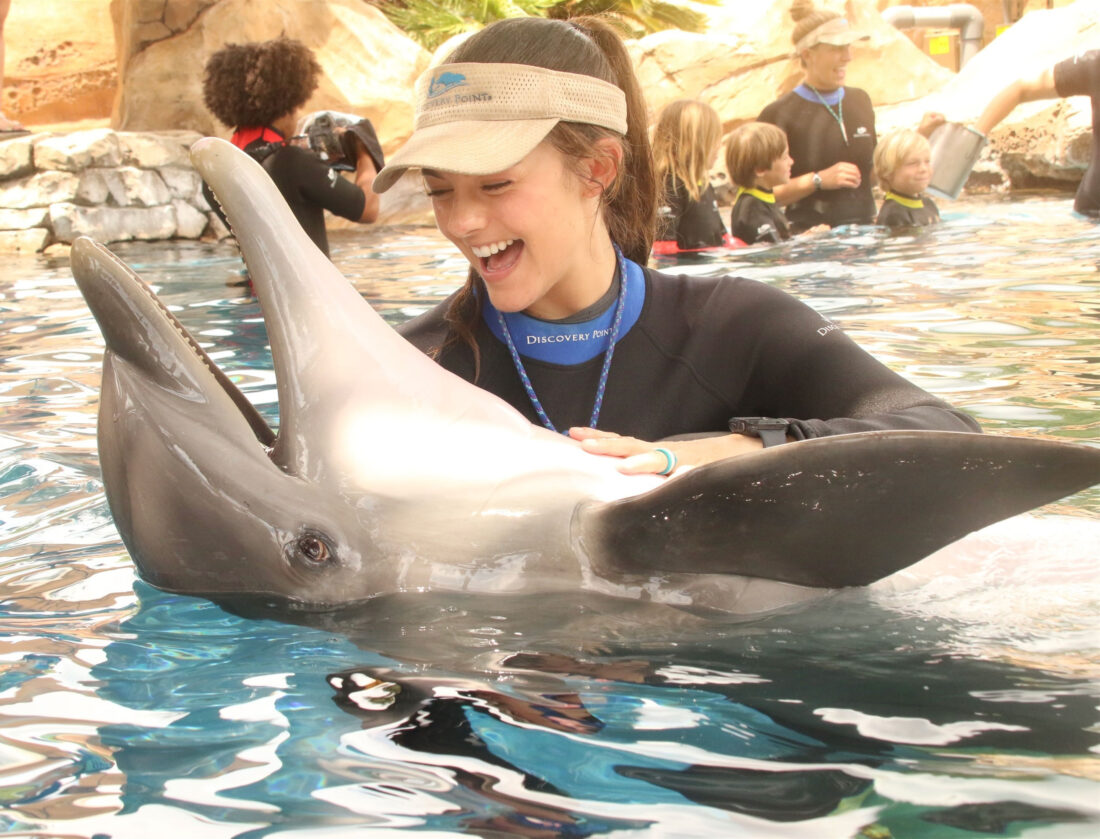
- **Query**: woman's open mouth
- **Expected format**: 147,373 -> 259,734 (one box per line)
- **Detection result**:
472,239 -> 524,275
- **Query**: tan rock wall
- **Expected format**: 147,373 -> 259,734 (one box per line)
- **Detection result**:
109,0 -> 431,153
3,0 -> 117,126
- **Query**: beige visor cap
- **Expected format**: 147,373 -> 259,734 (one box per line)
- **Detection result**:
373,62 -> 628,194
795,18 -> 870,53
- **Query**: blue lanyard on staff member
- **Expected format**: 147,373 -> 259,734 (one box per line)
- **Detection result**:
803,84 -> 848,145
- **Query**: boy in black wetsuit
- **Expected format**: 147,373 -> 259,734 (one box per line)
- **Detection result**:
873,129 -> 940,228
201,38 -> 382,257
724,122 -> 793,245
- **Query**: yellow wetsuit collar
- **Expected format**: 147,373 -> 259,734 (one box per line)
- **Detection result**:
885,191 -> 924,209
736,186 -> 776,204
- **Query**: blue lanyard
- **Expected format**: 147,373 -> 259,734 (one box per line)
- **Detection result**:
494,244 -> 629,434
800,83 -> 848,145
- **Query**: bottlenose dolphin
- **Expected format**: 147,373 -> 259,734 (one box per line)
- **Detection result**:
68,137 -> 1100,616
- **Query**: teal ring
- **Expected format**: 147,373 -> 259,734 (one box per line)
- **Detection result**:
654,447 -> 677,476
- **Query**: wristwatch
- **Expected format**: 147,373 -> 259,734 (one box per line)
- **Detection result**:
728,417 -> 790,448
812,172 -> 823,191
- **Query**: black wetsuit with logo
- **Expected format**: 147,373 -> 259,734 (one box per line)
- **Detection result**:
656,175 -> 728,249
729,189 -> 791,244
397,265 -> 979,441
876,193 -> 940,227
1053,49 -> 1100,216
759,86 -> 877,232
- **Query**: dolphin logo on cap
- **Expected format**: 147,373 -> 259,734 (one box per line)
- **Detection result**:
429,71 -> 467,98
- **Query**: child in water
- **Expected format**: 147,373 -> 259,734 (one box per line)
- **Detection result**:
725,121 -> 794,245
652,99 -> 729,251
873,129 -> 940,228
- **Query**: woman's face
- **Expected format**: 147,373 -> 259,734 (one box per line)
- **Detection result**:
423,141 -> 613,320
802,42 -> 852,90
756,145 -> 793,189
887,148 -> 933,196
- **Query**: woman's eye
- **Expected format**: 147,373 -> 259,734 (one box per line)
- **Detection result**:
425,187 -> 452,198
483,181 -> 511,192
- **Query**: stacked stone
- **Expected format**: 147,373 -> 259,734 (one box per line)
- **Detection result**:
0,128 -> 220,253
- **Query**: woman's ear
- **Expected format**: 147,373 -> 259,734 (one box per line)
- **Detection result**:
580,137 -> 624,198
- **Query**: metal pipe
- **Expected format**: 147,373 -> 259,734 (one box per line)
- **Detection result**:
882,4 -> 985,68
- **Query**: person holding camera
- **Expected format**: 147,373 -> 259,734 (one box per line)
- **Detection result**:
202,37 -> 381,257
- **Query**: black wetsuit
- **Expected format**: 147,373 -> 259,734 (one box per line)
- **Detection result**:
1053,49 -> 1100,216
201,125 -> 367,257
397,262 -> 980,441
876,192 -> 940,227
759,85 -> 877,232
729,188 -> 791,244
656,175 -> 728,249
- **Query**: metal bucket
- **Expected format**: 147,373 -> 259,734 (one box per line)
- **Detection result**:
927,122 -> 988,200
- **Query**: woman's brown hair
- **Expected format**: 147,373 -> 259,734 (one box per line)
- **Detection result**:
436,16 -> 657,378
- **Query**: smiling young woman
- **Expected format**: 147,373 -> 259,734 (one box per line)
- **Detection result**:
376,15 -> 980,477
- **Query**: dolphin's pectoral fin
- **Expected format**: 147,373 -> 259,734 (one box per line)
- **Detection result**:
577,431 -> 1100,589
71,237 -> 275,448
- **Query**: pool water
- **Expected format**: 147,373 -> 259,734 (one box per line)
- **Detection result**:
1,194 -> 1098,837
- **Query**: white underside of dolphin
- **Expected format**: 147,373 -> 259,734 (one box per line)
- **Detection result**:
68,138 -> 1100,616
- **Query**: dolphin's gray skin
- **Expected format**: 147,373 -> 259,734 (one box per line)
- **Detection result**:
68,137 -> 1100,615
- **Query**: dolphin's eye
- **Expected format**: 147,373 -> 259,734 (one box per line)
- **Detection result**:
286,530 -> 336,567
299,535 -> 329,563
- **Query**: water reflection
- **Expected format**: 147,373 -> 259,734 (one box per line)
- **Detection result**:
0,194 -> 1097,836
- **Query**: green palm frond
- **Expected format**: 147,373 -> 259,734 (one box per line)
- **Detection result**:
372,0 -> 716,50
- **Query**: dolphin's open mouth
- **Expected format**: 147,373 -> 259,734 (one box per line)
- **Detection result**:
69,237 -> 277,451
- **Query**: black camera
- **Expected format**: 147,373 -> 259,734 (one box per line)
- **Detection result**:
297,111 -> 385,173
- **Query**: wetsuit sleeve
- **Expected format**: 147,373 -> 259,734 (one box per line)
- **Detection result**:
285,147 -> 367,222
1053,49 -> 1100,98
706,279 -> 980,437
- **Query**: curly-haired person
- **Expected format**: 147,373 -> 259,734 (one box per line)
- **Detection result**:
202,37 -> 379,257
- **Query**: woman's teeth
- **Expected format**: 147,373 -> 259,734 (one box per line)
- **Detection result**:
472,239 -> 515,258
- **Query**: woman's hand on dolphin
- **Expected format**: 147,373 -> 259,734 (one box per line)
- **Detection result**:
568,427 -> 763,475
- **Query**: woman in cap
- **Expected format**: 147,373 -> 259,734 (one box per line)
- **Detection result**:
380,16 -> 979,477
759,2 -> 943,233
757,2 -> 879,232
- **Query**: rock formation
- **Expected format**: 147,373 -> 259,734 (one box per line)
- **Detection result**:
2,0 -> 117,126
0,129 -> 213,252
109,0 -> 431,152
